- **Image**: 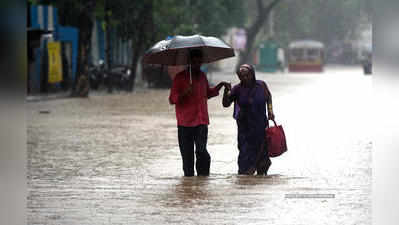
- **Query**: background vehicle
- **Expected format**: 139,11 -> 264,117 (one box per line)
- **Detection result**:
358,46 -> 372,75
288,40 -> 325,72
362,51 -> 372,75
88,60 -> 106,90
88,60 -> 132,91
107,65 -> 132,91
142,64 -> 173,88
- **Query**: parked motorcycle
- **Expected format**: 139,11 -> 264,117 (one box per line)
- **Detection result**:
88,60 -> 107,90
88,60 -> 132,92
107,65 -> 132,91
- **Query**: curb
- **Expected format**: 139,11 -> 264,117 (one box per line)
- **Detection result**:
26,93 -> 71,102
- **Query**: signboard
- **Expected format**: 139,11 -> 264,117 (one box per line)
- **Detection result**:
233,28 -> 247,50
47,41 -> 63,83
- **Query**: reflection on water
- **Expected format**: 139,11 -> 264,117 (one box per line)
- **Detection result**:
27,67 -> 371,225
233,174 -> 286,186
170,177 -> 212,207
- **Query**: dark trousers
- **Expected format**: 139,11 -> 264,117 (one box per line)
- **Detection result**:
178,125 -> 211,176
255,140 -> 271,175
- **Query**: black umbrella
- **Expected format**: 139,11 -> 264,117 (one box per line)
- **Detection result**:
142,35 -> 235,65
142,35 -> 235,83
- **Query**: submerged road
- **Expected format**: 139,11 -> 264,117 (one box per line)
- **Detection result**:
28,66 -> 372,225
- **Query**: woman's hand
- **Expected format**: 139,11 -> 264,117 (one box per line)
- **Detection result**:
217,81 -> 230,91
223,82 -> 232,96
222,83 -> 234,107
268,111 -> 275,121
267,103 -> 275,120
224,82 -> 232,91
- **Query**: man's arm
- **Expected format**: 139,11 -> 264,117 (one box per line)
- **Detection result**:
169,76 -> 192,105
207,81 -> 229,99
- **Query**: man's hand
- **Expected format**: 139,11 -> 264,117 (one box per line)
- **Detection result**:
218,81 -> 231,91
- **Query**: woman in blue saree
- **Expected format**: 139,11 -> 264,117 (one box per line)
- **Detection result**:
223,64 -> 275,175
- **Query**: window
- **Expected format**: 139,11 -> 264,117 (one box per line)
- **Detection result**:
291,48 -> 304,61
306,49 -> 320,61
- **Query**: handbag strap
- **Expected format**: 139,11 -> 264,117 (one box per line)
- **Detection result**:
269,119 -> 277,127
266,119 -> 277,128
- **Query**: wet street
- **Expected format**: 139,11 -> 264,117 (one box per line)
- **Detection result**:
27,66 -> 372,225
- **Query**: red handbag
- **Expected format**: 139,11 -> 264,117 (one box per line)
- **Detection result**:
265,119 -> 287,157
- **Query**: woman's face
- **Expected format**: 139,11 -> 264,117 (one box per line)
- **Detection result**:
238,66 -> 252,85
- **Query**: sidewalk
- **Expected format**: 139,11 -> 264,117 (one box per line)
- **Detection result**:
26,87 -> 149,102
26,91 -> 71,102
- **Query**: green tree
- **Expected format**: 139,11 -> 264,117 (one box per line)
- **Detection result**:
110,0 -> 244,91
108,0 -> 155,91
38,0 -> 100,89
181,0 -> 245,36
273,0 -> 371,47
236,0 -> 282,69
38,0 -> 245,91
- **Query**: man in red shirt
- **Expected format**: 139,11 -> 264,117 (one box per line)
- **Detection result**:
169,49 -> 229,176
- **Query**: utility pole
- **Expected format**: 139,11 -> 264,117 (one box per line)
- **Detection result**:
105,0 -> 112,71
104,0 -> 113,93
269,10 -> 275,38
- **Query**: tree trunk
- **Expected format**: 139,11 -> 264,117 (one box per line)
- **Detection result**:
105,0 -> 112,70
127,1 -> 154,92
73,22 -> 93,91
73,4 -> 95,91
236,0 -> 281,70
128,45 -> 143,92
104,1 -> 114,93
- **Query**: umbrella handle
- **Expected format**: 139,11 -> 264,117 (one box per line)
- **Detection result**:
188,54 -> 192,85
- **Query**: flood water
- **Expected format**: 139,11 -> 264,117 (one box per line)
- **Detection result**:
27,66 -> 372,225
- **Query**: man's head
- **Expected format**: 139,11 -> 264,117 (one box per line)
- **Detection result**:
189,49 -> 203,72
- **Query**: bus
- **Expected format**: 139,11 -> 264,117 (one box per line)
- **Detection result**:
288,40 -> 325,72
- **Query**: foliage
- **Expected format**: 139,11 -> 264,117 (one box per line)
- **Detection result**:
181,0 -> 245,36
152,0 -> 245,41
273,0 -> 371,47
236,0 -> 282,67
31,0 -> 245,90
107,0 -> 245,90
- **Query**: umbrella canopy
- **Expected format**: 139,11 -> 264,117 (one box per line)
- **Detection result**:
142,34 -> 235,65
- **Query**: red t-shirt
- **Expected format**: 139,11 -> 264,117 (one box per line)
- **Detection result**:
169,70 -> 219,127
